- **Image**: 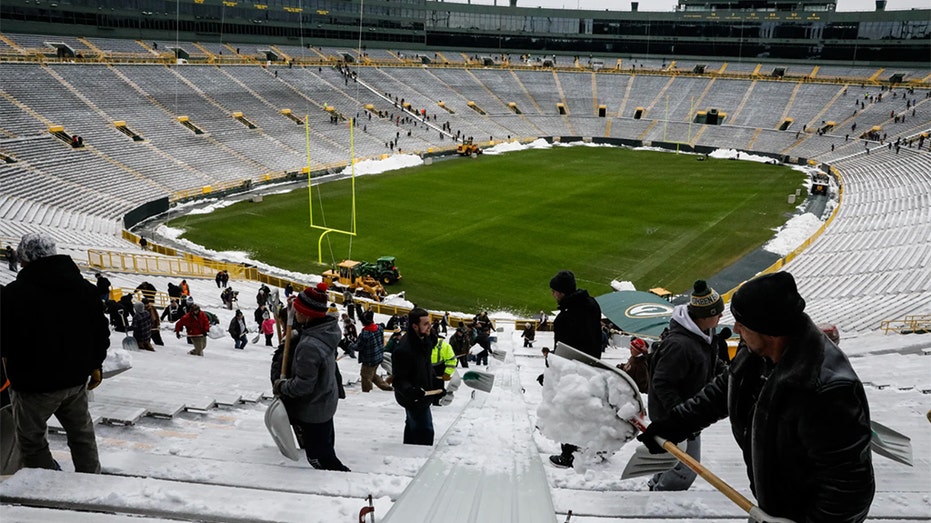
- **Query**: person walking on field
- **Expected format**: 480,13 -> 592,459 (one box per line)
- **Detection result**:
639,272 -> 874,521
175,303 -> 210,356
547,269 -> 603,469
351,310 -> 393,392
271,284 -> 350,471
645,279 -> 726,491
0,233 -> 109,473
392,308 -> 440,445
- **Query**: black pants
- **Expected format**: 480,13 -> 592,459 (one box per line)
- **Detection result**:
294,418 -> 349,471
151,329 -> 164,346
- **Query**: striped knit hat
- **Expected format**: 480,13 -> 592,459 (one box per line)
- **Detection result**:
688,280 -> 723,318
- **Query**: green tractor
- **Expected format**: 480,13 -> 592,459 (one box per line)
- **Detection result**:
359,256 -> 402,285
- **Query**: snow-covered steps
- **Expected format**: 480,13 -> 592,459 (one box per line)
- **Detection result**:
382,364 -> 557,523
100,451 -> 410,500
0,468 -> 391,523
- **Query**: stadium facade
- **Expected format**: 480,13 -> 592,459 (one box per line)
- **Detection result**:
1,0 -> 928,65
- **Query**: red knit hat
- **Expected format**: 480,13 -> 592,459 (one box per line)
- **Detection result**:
630,337 -> 648,353
293,282 -> 329,318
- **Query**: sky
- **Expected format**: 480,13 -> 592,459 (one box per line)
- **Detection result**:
450,0 -> 929,12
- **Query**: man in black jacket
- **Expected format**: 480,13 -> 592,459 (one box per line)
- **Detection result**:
547,269 -> 603,468
1,233 -> 109,473
639,272 -> 874,522
646,279 -> 726,491
391,308 -> 439,445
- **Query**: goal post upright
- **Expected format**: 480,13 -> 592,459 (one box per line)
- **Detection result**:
306,115 -> 357,264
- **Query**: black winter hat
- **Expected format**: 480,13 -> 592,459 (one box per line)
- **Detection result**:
731,272 -> 806,336
549,270 -> 577,295
362,310 -> 374,325
688,280 -> 723,318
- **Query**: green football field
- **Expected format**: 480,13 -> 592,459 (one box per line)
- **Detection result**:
169,147 -> 806,315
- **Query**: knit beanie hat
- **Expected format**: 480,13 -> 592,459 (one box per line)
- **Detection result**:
731,272 -> 806,336
133,301 -> 144,314
16,233 -> 57,264
688,280 -> 724,318
293,282 -> 329,318
630,337 -> 647,354
549,270 -> 576,295
362,310 -> 375,326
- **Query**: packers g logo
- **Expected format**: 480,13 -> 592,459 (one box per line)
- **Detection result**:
625,303 -> 674,319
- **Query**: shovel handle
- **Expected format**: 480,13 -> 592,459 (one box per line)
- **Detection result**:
424,389 -> 445,396
279,306 -> 293,380
631,415 -> 792,523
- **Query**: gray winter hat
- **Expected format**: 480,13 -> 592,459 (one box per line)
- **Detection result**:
133,301 -> 145,314
16,233 -> 57,264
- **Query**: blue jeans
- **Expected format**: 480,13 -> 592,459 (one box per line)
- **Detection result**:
234,334 -> 247,349
404,405 -> 434,446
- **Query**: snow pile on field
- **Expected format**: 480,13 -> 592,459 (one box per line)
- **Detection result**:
536,355 -> 641,471
763,212 -> 825,256
708,148 -> 777,164
185,199 -> 238,215
611,280 -> 636,292
340,153 -> 423,176
483,138 -> 550,155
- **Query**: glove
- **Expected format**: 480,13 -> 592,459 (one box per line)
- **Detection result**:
87,369 -> 102,391
438,390 -> 454,407
176,332 -> 182,339
273,378 -> 287,396
636,418 -> 690,454
411,387 -> 426,400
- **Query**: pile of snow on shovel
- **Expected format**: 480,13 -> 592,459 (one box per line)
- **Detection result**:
537,356 -> 641,469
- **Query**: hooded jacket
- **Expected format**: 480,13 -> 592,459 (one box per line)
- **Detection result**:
392,324 -> 437,410
648,304 -> 726,422
270,315 -> 341,424
553,288 -> 603,359
1,255 -> 109,392
665,315 -> 874,522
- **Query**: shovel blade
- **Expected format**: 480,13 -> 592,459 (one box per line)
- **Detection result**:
621,442 -> 682,479
871,420 -> 913,466
122,336 -> 137,351
462,370 -> 495,393
264,397 -> 301,461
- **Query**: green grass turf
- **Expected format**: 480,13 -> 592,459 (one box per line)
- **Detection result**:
169,147 -> 806,315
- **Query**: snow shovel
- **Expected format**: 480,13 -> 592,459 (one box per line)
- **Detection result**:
490,345 -> 507,362
461,369 -> 495,393
264,307 -> 301,461
622,418 -> 916,478
555,342 -> 793,523
119,316 -> 136,352
251,331 -> 261,345
870,420 -> 913,466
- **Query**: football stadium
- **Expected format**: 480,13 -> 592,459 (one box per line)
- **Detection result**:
0,0 -> 929,520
